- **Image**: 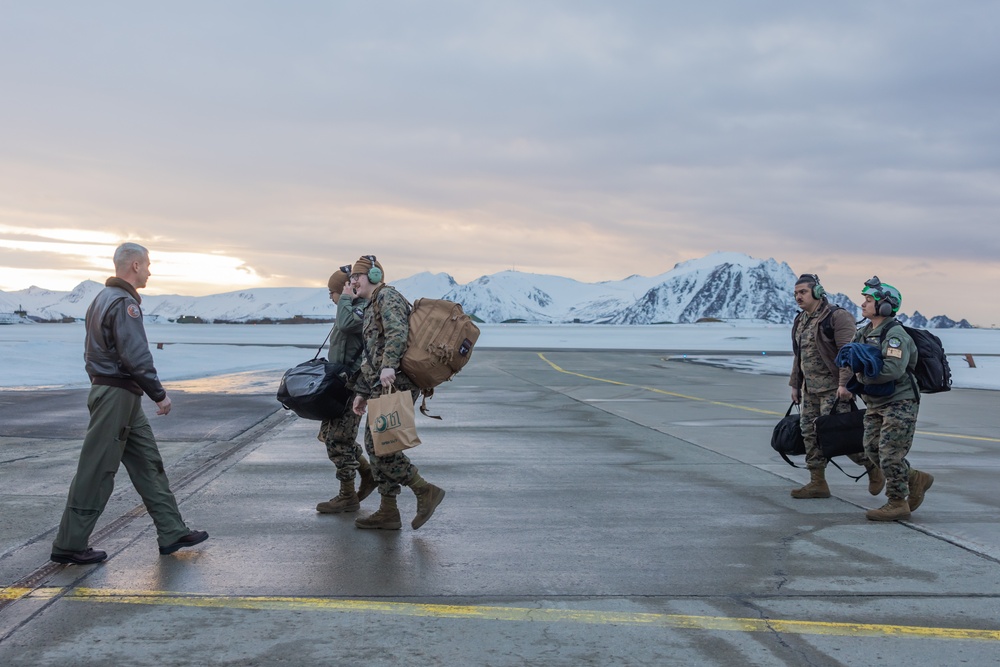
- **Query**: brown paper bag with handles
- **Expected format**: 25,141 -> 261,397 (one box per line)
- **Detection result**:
368,385 -> 421,456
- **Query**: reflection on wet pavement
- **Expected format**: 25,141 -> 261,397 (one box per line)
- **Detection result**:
166,370 -> 287,395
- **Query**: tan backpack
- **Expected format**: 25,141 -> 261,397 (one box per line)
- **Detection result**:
401,298 -> 480,393
375,290 -> 481,417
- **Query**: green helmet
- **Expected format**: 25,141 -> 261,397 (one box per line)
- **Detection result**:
862,276 -> 902,315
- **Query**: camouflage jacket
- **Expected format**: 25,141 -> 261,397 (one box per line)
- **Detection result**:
353,285 -> 414,398
789,301 -> 856,393
852,317 -> 919,407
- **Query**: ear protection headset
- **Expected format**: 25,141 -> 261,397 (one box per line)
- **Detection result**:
807,274 -> 825,300
876,294 -> 895,318
864,276 -> 899,317
365,255 -> 382,284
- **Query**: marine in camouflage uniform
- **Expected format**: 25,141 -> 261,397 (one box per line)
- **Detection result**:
852,277 -> 933,521
788,274 -> 882,499
348,255 -> 446,530
315,265 -> 376,514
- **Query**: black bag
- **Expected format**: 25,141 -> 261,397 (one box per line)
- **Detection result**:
816,400 -> 866,459
771,402 -> 805,467
880,321 -> 952,394
276,328 -> 352,421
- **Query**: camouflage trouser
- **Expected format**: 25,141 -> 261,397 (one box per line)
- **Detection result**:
863,399 -> 919,500
362,387 -> 420,497
317,404 -> 364,483
801,388 -> 870,471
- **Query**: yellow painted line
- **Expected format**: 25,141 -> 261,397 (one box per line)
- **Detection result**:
1,587 -> 32,601
915,430 -> 1000,443
8,587 -> 999,642
536,353 -> 1000,443
537,353 -> 777,415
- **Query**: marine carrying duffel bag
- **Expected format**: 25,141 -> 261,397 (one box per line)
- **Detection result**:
276,327 -> 352,421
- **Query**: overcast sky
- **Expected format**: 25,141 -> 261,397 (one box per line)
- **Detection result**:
1,2 -> 998,325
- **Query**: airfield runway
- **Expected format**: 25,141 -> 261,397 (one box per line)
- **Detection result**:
1,350 -> 999,666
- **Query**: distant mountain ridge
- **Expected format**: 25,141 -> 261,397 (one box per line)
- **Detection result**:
0,252 -> 974,328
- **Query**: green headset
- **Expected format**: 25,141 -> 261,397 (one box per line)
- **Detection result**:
365,255 -> 383,284
805,274 -> 826,300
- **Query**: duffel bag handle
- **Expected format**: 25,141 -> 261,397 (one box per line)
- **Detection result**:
828,398 -> 860,416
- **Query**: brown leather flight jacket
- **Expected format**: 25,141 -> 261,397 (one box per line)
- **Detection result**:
84,277 -> 167,402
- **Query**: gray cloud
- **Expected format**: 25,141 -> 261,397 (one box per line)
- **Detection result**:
1,2 -> 999,323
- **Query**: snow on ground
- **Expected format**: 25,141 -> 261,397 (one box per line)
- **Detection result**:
1,322 -> 997,392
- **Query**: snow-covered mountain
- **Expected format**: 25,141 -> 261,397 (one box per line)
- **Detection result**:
609,253 -> 800,324
0,252 -> 974,328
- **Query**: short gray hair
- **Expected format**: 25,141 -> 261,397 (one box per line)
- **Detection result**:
113,243 -> 149,271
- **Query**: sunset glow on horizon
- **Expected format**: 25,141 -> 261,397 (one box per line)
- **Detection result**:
2,4 -> 998,324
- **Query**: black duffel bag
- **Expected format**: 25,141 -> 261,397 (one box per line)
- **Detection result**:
771,402 -> 805,467
276,327 -> 352,421
816,399 -> 866,459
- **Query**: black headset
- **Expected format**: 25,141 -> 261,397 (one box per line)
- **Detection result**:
365,255 -> 382,284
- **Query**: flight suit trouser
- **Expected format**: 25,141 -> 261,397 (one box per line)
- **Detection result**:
52,384 -> 190,554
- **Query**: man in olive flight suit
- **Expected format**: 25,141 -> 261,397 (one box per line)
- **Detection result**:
852,277 -> 934,521
51,243 -> 208,565
315,263 -> 377,513
349,254 -> 446,530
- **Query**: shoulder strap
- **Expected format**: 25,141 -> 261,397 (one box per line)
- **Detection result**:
791,311 -> 802,356
780,449 -> 804,468
827,457 -> 868,481
820,304 -> 841,340
370,285 -> 411,330
314,326 -> 335,361
877,318 -> 901,344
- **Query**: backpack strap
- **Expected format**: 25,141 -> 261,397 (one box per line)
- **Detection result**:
820,305 -> 840,342
791,311 -> 802,357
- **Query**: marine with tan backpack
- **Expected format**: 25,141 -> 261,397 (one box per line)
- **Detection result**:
375,295 -> 480,418
349,254 -> 476,530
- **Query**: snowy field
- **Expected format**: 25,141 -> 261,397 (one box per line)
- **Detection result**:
1,322 -> 998,392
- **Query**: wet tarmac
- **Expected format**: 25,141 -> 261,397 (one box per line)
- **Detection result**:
2,350 -> 999,666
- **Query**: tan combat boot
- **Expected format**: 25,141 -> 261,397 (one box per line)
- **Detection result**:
907,470 -> 934,512
865,498 -> 911,521
316,478 -> 360,514
791,469 -> 831,499
354,495 -> 402,530
867,464 -> 886,496
357,457 -> 377,502
411,482 -> 446,529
